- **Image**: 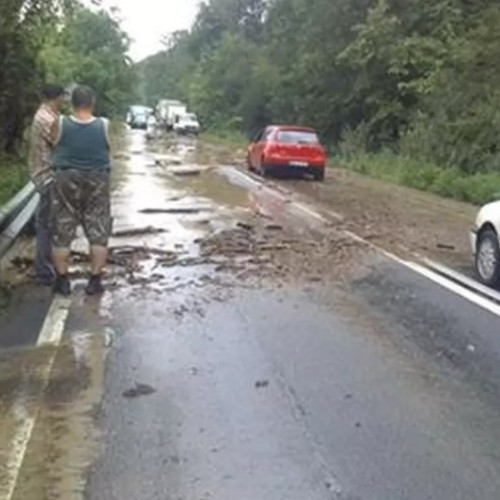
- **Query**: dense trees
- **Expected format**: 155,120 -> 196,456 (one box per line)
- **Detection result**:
0,0 -> 134,154
137,0 -> 500,175
41,5 -> 134,117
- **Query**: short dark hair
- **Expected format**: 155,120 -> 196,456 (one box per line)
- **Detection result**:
40,84 -> 66,101
71,85 -> 96,109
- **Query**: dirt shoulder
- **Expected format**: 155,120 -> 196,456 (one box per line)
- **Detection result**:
201,139 -> 477,272
283,169 -> 476,270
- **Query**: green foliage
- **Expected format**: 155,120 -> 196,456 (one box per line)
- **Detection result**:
41,6 -> 135,117
0,155 -> 28,205
201,130 -> 248,148
135,0 -> 500,202
0,0 -> 61,152
0,0 -> 134,157
345,152 -> 500,205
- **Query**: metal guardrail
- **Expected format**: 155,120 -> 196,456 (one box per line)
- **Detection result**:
0,182 -> 36,232
0,181 -> 39,260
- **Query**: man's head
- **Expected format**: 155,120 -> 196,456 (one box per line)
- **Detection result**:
71,85 -> 96,113
40,84 -> 66,110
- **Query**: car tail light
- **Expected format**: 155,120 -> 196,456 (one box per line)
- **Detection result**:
264,143 -> 284,158
316,147 -> 326,160
266,143 -> 281,154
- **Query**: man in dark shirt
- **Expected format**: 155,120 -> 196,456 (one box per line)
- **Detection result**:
51,85 -> 111,296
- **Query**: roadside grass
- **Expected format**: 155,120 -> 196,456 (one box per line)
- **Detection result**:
0,155 -> 29,206
201,130 -> 248,149
337,152 -> 500,206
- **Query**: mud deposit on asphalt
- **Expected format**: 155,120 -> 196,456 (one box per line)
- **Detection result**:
79,132 -> 376,303
0,130 -> 374,499
199,140 -> 477,272
0,331 -> 108,500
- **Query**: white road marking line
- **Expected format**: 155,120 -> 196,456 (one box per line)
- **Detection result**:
1,295 -> 71,500
346,230 -> 500,317
422,258 -> 500,304
37,296 -> 72,346
2,414 -> 36,500
229,167 -> 345,221
221,166 -> 262,189
399,259 -> 500,317
292,202 -> 329,223
344,230 -> 500,317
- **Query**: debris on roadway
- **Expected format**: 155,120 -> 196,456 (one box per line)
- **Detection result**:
122,383 -> 157,399
112,226 -> 167,238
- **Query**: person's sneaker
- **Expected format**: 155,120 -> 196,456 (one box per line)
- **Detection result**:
53,274 -> 71,296
85,275 -> 104,296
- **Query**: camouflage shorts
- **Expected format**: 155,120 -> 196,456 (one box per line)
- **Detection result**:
51,169 -> 111,249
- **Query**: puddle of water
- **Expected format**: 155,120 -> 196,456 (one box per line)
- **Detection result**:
107,133 -> 254,255
163,169 -> 251,210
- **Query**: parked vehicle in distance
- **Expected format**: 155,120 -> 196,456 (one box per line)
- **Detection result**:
157,99 -> 179,128
471,201 -> 500,286
128,105 -> 151,130
173,113 -> 200,135
157,99 -> 187,130
247,125 -> 326,181
130,111 -> 148,130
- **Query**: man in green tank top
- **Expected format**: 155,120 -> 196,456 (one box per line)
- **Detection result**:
50,85 -> 111,296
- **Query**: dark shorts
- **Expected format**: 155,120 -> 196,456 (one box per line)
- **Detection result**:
51,169 -> 111,249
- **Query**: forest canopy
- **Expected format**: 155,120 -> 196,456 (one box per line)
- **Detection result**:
137,0 -> 500,175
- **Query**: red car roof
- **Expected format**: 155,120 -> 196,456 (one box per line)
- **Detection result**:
271,125 -> 316,132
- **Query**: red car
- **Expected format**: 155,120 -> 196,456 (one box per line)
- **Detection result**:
247,125 -> 326,181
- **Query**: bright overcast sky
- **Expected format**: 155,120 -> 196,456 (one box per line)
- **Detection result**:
92,0 -> 200,61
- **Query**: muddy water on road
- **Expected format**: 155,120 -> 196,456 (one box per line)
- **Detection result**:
99,131 -> 368,298
2,130 -> 498,500
0,130 -> 348,498
0,330 -> 107,500
86,133 -> 500,500
112,133 -> 254,248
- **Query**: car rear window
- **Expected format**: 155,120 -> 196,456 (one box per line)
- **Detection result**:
277,130 -> 319,144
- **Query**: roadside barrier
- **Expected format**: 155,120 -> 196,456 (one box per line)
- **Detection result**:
0,182 -> 39,259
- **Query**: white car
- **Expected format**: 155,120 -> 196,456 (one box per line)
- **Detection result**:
471,201 -> 500,286
173,113 -> 200,135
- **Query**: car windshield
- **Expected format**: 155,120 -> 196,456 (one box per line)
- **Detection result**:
131,105 -> 149,115
182,114 -> 197,121
277,130 -> 319,145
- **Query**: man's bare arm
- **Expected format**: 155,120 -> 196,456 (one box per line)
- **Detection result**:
50,117 -> 60,145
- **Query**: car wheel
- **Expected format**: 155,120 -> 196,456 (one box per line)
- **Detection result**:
475,228 -> 500,286
247,154 -> 253,171
260,157 -> 269,178
313,170 -> 325,182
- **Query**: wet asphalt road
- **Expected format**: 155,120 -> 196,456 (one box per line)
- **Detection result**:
2,130 -> 500,499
